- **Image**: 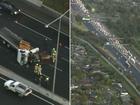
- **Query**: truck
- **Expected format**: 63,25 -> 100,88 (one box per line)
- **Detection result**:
0,27 -> 40,65
4,80 -> 32,97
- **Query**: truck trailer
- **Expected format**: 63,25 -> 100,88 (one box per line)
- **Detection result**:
0,27 -> 40,65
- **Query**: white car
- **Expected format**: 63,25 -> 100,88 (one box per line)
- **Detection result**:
4,80 -> 32,97
82,17 -> 90,21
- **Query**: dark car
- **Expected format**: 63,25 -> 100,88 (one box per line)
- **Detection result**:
0,0 -> 20,15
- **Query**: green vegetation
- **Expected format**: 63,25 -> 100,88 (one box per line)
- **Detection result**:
72,0 -> 140,104
82,0 -> 140,58
72,28 -> 106,47
72,33 -> 124,105
72,15 -> 88,31
41,0 -> 68,13
72,26 -> 140,105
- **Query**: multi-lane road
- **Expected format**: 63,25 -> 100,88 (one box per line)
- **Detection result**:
0,1 -> 69,104
7,0 -> 69,35
0,74 -> 60,105
105,44 -> 140,84
72,0 -> 140,87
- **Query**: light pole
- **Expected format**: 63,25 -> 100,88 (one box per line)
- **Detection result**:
45,9 -> 69,28
52,18 -> 61,93
50,9 -> 69,93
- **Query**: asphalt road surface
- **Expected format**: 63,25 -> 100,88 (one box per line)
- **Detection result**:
8,0 -> 69,35
72,0 -> 140,87
82,14 -> 140,86
105,44 -> 140,85
0,74 -> 60,105
83,17 -> 140,86
0,10 -> 69,100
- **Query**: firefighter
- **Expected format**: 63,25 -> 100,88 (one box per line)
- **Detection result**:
34,64 -> 42,75
51,48 -> 57,63
34,63 -> 39,74
34,63 -> 39,81
34,64 -> 42,82
37,64 -> 42,76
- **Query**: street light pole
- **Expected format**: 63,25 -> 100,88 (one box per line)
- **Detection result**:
45,9 -> 69,93
45,9 -> 69,28
52,18 -> 62,93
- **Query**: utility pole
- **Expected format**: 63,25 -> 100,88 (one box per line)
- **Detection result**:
45,9 -> 69,28
45,9 -> 69,93
52,18 -> 61,93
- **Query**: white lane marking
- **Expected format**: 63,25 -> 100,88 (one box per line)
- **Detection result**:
20,11 -> 69,37
49,64 -> 63,72
56,67 -> 63,72
61,57 -> 69,62
0,76 -> 6,81
14,21 -> 52,40
0,76 -> 53,105
45,23 -> 69,36
31,93 -> 54,105
64,46 -> 69,50
49,25 -> 69,37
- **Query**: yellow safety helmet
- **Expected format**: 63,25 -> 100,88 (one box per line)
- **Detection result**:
52,48 -> 56,51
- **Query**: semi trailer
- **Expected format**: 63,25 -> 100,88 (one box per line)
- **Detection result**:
0,27 -> 40,65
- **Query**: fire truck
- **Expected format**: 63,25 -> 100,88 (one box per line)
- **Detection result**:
0,27 -> 40,65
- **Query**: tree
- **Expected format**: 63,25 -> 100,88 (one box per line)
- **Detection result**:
75,15 -> 82,24
79,94 -> 88,105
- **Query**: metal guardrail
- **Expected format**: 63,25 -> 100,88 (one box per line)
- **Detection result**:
26,0 -> 42,7
0,65 -> 70,105
0,27 -> 22,49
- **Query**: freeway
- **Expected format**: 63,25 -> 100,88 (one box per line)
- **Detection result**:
72,0 -> 140,87
105,44 -> 140,85
7,0 -> 69,35
0,74 -> 60,105
16,13 -> 69,47
0,4 -> 69,101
